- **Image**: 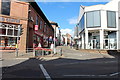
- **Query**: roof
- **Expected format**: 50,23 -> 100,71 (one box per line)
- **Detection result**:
49,21 -> 58,27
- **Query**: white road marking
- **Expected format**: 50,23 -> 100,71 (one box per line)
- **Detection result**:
109,72 -> 120,76
63,74 -> 108,77
39,64 -> 52,80
64,75 -> 94,77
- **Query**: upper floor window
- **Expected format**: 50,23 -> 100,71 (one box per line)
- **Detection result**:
36,15 -> 38,25
1,0 -> 11,15
44,23 -> 46,32
40,21 -> 42,29
86,11 -> 101,28
107,11 -> 116,28
78,15 -> 84,32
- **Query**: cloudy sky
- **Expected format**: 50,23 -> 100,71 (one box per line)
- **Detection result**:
36,0 -> 110,36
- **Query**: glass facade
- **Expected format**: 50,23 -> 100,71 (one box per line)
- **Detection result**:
78,15 -> 84,32
86,11 -> 101,28
1,0 -> 11,15
107,11 -> 116,28
104,31 -> 117,49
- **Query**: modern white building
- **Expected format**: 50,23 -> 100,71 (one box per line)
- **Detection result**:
76,0 -> 120,50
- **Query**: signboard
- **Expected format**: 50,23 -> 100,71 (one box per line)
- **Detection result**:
35,25 -> 38,31
0,17 -> 20,23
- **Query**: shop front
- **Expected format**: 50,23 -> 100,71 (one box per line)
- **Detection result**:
103,31 -> 117,50
87,30 -> 117,50
34,31 -> 43,48
88,31 -> 100,49
0,23 -> 20,50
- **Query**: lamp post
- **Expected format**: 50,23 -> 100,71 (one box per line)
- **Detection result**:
54,26 -> 56,54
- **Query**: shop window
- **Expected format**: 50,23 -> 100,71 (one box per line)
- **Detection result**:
0,37 -> 5,47
7,29 -> 13,35
14,30 -> 18,36
0,29 -> 6,35
7,37 -> 17,47
1,0 -> 11,15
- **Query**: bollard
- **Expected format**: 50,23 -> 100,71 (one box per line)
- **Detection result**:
33,49 -> 35,57
42,50 -> 44,57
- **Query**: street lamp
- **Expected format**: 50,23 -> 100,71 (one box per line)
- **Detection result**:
54,26 -> 56,54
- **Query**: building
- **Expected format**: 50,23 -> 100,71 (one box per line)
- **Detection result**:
49,21 -> 61,46
62,33 -> 72,46
0,0 -> 54,52
76,0 -> 120,50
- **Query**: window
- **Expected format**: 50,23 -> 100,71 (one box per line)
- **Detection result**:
86,11 -> 101,28
36,16 -> 38,25
78,15 -> 84,32
7,29 -> 13,35
1,0 -> 11,15
107,11 -> 116,28
44,23 -> 46,32
40,21 -> 42,29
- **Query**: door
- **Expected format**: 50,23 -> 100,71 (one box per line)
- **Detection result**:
91,39 -> 97,49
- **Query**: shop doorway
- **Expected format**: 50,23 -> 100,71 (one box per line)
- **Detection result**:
91,39 -> 97,49
104,39 -> 117,49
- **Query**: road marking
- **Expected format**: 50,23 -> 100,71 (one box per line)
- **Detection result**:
109,72 -> 120,76
64,75 -> 94,77
39,64 -> 52,80
63,74 -> 107,77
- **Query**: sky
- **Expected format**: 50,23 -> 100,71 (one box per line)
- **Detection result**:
36,1 -> 110,36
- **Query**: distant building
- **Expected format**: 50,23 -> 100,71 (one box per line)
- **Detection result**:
0,0 -> 54,52
49,21 -> 61,46
76,0 -> 120,50
62,33 -> 72,46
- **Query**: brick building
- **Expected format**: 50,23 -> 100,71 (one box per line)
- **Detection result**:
0,0 -> 54,52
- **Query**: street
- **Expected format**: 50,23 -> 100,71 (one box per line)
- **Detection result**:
1,46 -> 120,80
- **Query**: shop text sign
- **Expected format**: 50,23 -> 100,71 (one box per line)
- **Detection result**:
0,17 -> 20,23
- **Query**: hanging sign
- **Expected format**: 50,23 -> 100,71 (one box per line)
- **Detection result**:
35,25 -> 38,31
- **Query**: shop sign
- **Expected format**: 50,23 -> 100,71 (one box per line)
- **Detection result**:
0,17 -> 20,23
35,25 -> 38,31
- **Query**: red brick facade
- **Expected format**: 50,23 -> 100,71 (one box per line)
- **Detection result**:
0,0 -> 54,52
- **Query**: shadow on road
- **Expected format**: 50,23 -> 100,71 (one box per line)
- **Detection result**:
107,50 -> 120,58
1,57 -> 120,80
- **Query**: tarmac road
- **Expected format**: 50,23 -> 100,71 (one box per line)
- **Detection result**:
1,46 -> 120,80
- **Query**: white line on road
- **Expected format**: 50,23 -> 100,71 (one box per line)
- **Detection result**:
39,64 -> 52,80
63,75 -> 108,77
109,72 -> 120,76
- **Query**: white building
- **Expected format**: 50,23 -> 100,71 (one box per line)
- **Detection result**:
76,0 -> 120,50
49,21 -> 61,46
